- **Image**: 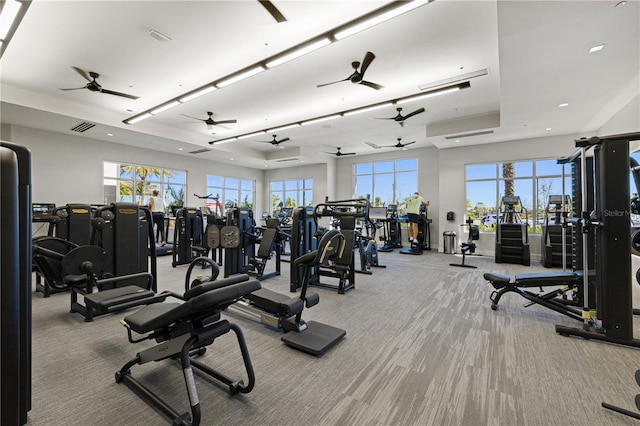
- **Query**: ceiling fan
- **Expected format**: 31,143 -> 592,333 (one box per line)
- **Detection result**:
180,111 -> 237,130
60,66 -> 139,99
326,147 -> 356,156
385,138 -> 416,150
258,134 -> 290,148
317,51 -> 383,90
258,0 -> 287,22
374,107 -> 425,127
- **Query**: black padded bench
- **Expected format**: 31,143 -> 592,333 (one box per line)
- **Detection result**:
484,271 -> 583,321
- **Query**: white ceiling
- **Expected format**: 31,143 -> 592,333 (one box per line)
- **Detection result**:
1,0 -> 638,169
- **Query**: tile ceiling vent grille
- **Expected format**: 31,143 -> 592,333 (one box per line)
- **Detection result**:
189,148 -> 211,154
70,122 -> 96,133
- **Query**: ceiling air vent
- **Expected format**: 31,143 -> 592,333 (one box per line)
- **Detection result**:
70,122 -> 96,133
445,130 -> 494,140
189,148 -> 211,154
276,158 -> 299,162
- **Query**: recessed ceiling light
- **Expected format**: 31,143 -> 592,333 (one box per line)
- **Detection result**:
230,158 -> 234,161
558,103 -> 569,108
546,127 -> 552,131
178,148 -> 184,151
455,139 -> 460,143
589,44 -> 605,53
106,133 -> 113,137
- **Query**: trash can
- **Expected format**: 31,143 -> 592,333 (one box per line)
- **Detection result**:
443,231 -> 456,254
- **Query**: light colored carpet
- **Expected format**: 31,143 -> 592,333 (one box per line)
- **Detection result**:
28,248 -> 640,425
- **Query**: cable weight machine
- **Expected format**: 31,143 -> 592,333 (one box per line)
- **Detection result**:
555,132 -> 640,348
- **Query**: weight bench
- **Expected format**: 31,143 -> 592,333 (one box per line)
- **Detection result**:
484,271 -> 584,321
116,273 -> 261,426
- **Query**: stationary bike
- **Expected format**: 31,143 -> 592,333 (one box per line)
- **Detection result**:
450,218 -> 480,268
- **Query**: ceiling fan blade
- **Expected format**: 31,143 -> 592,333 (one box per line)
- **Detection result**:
277,137 -> 290,143
60,87 -> 87,91
180,114 -> 206,122
317,78 -> 349,88
100,88 -> 139,100
403,141 -> 416,146
402,107 -> 425,120
71,66 -> 92,82
258,0 -> 287,22
359,80 -> 383,90
343,152 -> 356,155
212,119 -> 237,125
359,51 -> 375,75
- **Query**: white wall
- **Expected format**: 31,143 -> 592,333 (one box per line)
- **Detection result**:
598,94 -> 640,137
9,125 -> 266,212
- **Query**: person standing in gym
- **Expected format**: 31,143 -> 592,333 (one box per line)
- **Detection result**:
406,191 -> 429,242
148,189 -> 166,246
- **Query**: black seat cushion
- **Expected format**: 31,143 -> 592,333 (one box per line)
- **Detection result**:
513,271 -> 577,287
124,280 -> 261,334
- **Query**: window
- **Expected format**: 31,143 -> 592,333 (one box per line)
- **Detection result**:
103,161 -> 186,210
269,178 -> 313,214
354,158 -> 418,208
465,159 -> 571,233
206,175 -> 256,215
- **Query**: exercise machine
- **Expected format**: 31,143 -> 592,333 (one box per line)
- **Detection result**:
223,207 -> 257,278
227,230 -> 346,355
541,195 -> 572,268
290,199 -> 362,294
450,218 -> 479,268
353,206 -> 386,273
378,204 -> 403,252
115,258 -> 261,426
63,202 -> 162,321
247,218 -> 288,280
494,195 -> 530,265
485,132 -> 640,349
172,207 -> 209,267
399,204 -> 431,255
1,141 -> 32,425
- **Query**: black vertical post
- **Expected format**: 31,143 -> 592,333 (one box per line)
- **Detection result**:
596,138 -> 632,339
1,141 -> 32,425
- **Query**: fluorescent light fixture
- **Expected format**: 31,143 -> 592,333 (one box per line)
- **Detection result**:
0,0 -> 22,39
343,102 -> 393,116
217,66 -> 265,88
237,131 -> 267,140
301,114 -> 341,125
179,86 -> 217,103
397,86 -> 461,104
558,103 -> 569,107
589,44 -> 605,53
212,137 -> 237,144
125,112 -> 153,125
334,0 -> 431,40
266,38 -> 331,68
268,123 -> 300,132
150,100 -> 181,115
